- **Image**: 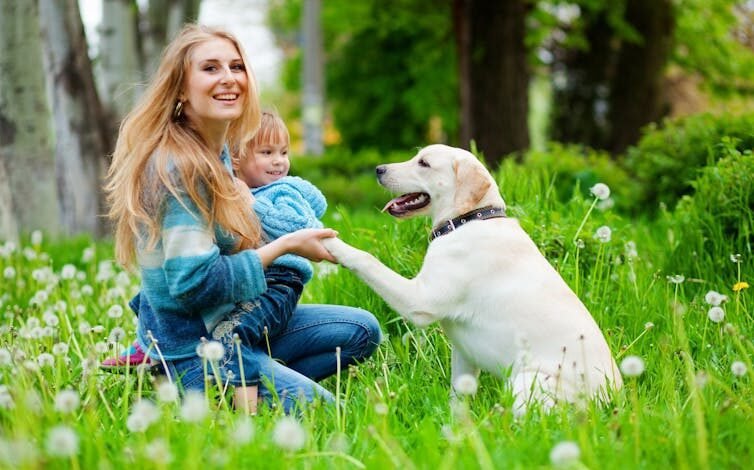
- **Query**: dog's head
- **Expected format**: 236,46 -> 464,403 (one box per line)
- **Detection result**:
377,144 -> 504,222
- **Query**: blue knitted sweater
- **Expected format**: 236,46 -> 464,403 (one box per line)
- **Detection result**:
253,176 -> 327,283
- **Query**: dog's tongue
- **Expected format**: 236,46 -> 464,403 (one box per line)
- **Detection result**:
381,192 -> 428,217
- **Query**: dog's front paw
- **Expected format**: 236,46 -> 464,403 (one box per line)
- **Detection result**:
321,237 -> 352,263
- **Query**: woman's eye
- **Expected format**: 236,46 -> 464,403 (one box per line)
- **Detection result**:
232,63 -> 245,71
418,158 -> 430,168
203,65 -> 217,72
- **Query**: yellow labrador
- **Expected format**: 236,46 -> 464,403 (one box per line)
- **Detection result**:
323,144 -> 622,413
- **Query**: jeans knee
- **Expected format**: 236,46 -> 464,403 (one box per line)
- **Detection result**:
349,310 -> 382,359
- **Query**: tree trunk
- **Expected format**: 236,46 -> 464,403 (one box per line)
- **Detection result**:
0,0 -> 59,241
607,0 -> 674,153
144,0 -> 202,75
39,0 -> 111,236
550,12 -> 615,148
98,0 -> 143,120
454,0 -> 530,169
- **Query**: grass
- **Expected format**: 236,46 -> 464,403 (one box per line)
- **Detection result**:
0,166 -> 751,469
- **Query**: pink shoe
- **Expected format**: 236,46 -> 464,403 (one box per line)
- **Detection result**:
101,341 -> 155,371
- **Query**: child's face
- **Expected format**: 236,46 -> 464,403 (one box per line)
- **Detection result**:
238,140 -> 290,188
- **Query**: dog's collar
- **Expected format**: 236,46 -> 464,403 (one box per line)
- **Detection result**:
429,205 -> 506,242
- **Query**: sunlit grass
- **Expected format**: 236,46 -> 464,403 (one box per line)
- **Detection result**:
0,169 -> 751,468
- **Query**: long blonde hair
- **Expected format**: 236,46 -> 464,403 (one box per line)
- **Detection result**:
106,24 -> 262,267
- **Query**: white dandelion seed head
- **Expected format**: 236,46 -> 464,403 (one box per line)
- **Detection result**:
54,389 -> 80,414
180,391 -> 208,422
731,361 -> 747,377
0,437 -> 38,466
52,343 -> 69,356
115,271 -> 132,288
574,239 -> 585,249
200,341 -> 225,362
43,311 -> 59,327
45,425 -> 78,458
25,390 -> 43,414
30,230 -> 43,246
594,225 -> 612,243
0,388 -> 14,410
624,241 -> 638,259
107,305 -> 124,319
94,342 -> 109,354
620,355 -> 645,377
37,353 -> 54,368
108,327 -> 126,344
144,438 -> 172,465
550,440 -> 581,466
694,371 -> 709,389
272,417 -> 307,452
2,267 -> 15,279
707,307 -> 725,323
126,412 -> 150,433
128,400 -> 160,430
24,248 -> 38,261
730,253 -> 742,264
91,325 -> 105,335
590,183 -> 610,201
373,402 -> 389,415
74,305 -> 86,316
233,417 -> 255,444
453,374 -> 479,396
77,321 -> 91,335
81,285 -> 93,296
60,264 -> 77,280
667,274 -> 685,284
644,322 -> 654,330
23,360 -> 40,372
156,381 -> 179,403
0,348 -> 12,366
81,247 -> 95,263
596,197 -> 615,211
704,290 -> 727,307
326,432 -> 351,454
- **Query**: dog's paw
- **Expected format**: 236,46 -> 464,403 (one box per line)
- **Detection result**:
321,237 -> 351,261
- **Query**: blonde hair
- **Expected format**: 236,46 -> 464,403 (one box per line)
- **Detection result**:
233,110 -> 290,171
106,24 -> 262,267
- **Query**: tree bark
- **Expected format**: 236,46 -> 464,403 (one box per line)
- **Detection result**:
98,0 -> 143,120
607,0 -> 674,153
0,0 -> 59,241
454,0 -> 530,168
144,0 -> 202,75
39,0 -> 111,236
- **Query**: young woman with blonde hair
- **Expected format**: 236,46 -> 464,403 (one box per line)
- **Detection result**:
105,24 -> 380,413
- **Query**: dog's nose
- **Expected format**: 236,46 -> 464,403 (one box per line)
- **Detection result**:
376,165 -> 387,176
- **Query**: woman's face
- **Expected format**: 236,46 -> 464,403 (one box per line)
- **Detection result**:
182,38 -> 248,132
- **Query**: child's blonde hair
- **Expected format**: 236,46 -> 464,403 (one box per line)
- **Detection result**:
233,110 -> 290,171
106,24 -> 262,267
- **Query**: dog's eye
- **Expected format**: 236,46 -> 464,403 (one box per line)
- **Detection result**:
418,158 -> 430,168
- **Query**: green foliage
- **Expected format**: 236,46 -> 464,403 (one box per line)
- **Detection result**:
624,112 -> 754,214
667,148 -> 754,276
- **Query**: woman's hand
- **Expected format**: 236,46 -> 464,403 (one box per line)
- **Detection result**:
256,228 -> 338,267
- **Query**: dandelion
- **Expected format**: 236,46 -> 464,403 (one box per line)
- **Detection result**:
440,424 -> 459,444
80,285 -> 93,296
54,389 -> 80,414
0,386 -> 14,409
81,247 -> 95,263
733,281 -> 749,292
0,348 -> 11,366
60,264 -> 77,280
107,305 -> 124,319
694,371 -> 709,389
453,374 -> 479,396
144,438 -> 172,465
667,274 -> 685,284
2,267 -> 15,279
707,306 -> 725,323
549,440 -> 581,466
596,197 -> 615,211
704,290 -> 727,306
126,400 -> 160,432
45,425 -> 78,458
731,361 -> 747,377
52,343 -> 69,356
644,322 -> 654,330
91,325 -> 105,334
43,311 -> 59,327
272,417 -> 307,452
730,253 -> 742,263
78,321 -> 91,335
155,381 -> 179,403
30,230 -> 43,246
23,360 -> 40,372
74,305 -> 86,315
198,341 -> 225,362
108,327 -> 126,344
373,402 -> 389,415
94,342 -> 109,354
233,417 -> 255,444
574,239 -> 585,249
37,353 -> 54,368
620,355 -> 645,377
590,183 -> 610,201
594,225 -> 612,243
180,391 -> 208,422
624,241 -> 638,259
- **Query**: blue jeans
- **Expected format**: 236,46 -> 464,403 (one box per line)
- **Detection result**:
163,304 -> 382,413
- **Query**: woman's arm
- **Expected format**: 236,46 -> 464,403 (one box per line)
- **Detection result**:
256,228 -> 338,266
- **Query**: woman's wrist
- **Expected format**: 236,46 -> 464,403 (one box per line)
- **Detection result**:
255,236 -> 291,268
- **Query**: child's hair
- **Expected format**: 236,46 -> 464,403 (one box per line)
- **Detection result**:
106,24 -> 262,267
233,110 -> 290,171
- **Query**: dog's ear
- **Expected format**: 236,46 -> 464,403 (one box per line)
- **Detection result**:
453,158 -> 491,214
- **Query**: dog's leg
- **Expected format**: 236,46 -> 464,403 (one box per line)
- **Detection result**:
510,370 -> 557,417
322,238 -> 442,326
450,348 -> 480,399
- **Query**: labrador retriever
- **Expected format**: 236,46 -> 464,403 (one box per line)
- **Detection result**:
322,144 -> 622,413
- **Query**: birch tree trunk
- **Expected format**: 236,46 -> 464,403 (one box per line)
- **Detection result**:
98,0 -> 143,119
144,0 -> 202,76
0,0 -> 59,242
39,0 -> 111,236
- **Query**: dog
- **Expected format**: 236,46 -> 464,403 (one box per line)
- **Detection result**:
322,144 -> 622,413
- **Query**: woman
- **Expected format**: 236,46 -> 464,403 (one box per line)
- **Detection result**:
105,24 -> 381,413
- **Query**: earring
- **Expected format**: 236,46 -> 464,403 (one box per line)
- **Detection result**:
173,100 -> 184,120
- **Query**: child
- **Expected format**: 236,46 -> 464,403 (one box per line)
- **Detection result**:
103,110 -> 327,368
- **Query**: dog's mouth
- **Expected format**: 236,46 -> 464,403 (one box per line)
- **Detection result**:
381,192 -> 430,217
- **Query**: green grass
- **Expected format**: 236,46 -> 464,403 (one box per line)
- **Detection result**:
0,167 -> 752,469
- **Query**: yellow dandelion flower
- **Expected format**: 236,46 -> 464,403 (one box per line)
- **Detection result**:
732,281 -> 749,292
